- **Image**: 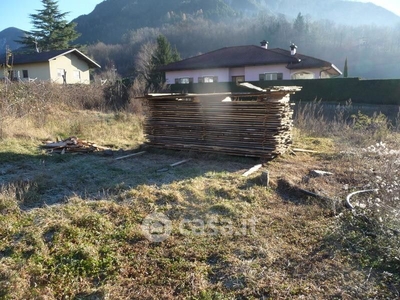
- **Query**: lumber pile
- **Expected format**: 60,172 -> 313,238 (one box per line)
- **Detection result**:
143,86 -> 300,159
41,137 -> 110,154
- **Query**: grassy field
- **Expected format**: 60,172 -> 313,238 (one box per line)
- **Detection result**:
1,83 -> 400,299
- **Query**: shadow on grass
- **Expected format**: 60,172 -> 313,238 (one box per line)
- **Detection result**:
0,147 -> 261,210
275,178 -> 308,204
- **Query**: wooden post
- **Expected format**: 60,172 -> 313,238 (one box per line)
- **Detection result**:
260,170 -> 270,187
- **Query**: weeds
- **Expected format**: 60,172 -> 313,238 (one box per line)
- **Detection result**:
0,81 -> 143,140
350,111 -> 391,142
294,100 -> 400,297
294,100 -> 399,146
1,85 -> 400,298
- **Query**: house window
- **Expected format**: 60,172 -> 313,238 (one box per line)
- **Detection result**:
57,68 -> 64,78
174,77 -> 193,84
259,73 -> 283,81
232,76 -> 245,85
73,70 -> 81,80
22,70 -> 29,78
198,76 -> 218,83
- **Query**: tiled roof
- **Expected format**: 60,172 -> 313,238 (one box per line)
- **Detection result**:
9,48 -> 101,69
161,45 -> 340,75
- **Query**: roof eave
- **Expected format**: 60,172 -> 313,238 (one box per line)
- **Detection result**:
162,61 -> 293,72
329,64 -> 342,75
49,48 -> 101,69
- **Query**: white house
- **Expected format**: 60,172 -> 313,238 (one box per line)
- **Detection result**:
1,48 -> 101,84
161,42 -> 341,85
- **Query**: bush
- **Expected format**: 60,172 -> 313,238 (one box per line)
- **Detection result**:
351,111 -> 390,141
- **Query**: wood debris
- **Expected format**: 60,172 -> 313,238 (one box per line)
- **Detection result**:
169,158 -> 192,167
143,86 -> 301,159
115,151 -> 147,160
292,148 -> 319,154
242,164 -> 263,177
309,170 -> 334,177
157,158 -> 193,172
41,137 -> 111,154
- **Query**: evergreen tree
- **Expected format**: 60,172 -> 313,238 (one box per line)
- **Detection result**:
148,35 -> 181,91
343,58 -> 348,78
293,12 -> 306,33
17,0 -> 80,52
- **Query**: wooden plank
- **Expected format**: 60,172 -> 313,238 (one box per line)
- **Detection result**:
170,158 -> 192,167
115,151 -> 147,160
242,164 -> 263,177
292,148 -> 319,154
143,89 -> 297,159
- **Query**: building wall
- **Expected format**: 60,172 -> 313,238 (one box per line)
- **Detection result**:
49,53 -> 91,84
290,68 -> 329,79
229,67 -> 245,78
1,62 -> 50,82
166,65 -> 331,84
244,64 -> 292,80
1,53 -> 92,84
165,68 -> 230,84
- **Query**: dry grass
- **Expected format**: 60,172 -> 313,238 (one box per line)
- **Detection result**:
1,83 -> 400,298
0,82 -> 144,150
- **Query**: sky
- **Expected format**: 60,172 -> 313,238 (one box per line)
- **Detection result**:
0,0 -> 101,31
355,0 -> 400,16
1,0 -> 400,32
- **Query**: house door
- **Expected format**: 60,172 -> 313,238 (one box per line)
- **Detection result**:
232,76 -> 245,85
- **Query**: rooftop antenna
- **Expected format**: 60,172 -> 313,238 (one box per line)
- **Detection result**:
33,38 -> 39,53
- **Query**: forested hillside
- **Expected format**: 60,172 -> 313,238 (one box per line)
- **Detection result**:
73,0 -> 400,45
3,0 -> 400,79
73,0 -> 251,44
86,11 -> 400,79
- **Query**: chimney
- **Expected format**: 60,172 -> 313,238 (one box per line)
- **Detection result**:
260,40 -> 268,49
290,43 -> 297,55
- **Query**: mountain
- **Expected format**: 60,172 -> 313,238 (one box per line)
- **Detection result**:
73,0 -> 400,45
0,27 -> 25,54
1,0 -> 399,48
259,0 -> 400,27
73,0 -> 247,44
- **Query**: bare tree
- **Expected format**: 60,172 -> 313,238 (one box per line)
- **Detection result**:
134,41 -> 157,93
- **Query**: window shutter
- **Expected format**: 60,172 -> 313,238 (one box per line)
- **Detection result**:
277,73 -> 283,80
213,76 -> 218,83
198,77 -> 204,83
175,78 -> 179,84
259,74 -> 264,81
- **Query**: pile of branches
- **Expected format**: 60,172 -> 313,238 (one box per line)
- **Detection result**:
41,137 -> 110,154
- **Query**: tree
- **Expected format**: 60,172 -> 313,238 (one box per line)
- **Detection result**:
148,35 -> 181,91
17,0 -> 80,52
293,12 -> 306,34
134,41 -> 158,95
343,57 -> 348,78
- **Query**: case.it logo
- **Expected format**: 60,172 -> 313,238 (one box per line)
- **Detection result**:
141,212 -> 172,243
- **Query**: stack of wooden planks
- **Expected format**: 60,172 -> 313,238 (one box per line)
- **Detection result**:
143,86 -> 301,159
41,137 -> 110,154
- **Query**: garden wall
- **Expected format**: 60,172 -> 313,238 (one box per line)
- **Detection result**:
171,78 -> 400,105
